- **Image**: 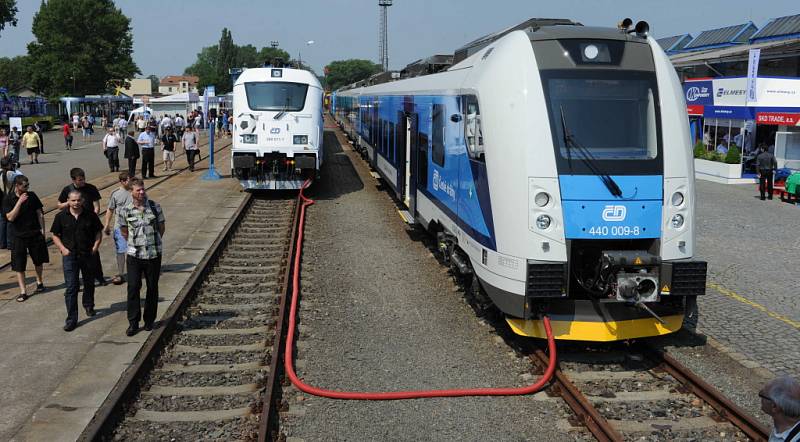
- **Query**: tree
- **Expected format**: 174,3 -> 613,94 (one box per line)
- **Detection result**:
184,45 -> 221,91
147,74 -> 159,93
0,0 -> 17,36
324,59 -> 382,91
0,55 -> 30,91
184,33 -> 292,93
26,0 -> 139,97
215,28 -> 236,94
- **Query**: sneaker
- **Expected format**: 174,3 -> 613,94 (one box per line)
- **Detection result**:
126,325 -> 139,337
111,275 -> 124,285
35,283 -> 46,293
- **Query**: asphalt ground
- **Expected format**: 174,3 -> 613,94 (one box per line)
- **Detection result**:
692,179 -> 800,379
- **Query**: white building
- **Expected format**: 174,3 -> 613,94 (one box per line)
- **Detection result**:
158,75 -> 199,95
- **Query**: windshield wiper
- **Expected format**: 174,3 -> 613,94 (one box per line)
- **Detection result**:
274,97 -> 291,120
559,107 -> 623,198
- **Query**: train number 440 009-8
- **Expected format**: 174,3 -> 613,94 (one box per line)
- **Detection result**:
588,225 -> 642,236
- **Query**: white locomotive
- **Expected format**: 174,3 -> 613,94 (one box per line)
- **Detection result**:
232,66 -> 324,190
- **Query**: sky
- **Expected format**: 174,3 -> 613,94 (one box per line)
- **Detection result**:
0,0 -> 799,80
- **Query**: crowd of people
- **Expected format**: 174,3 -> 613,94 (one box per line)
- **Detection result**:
1,168 -> 166,336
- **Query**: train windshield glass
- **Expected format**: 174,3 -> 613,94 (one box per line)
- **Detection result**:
244,82 -> 308,112
543,70 -> 660,162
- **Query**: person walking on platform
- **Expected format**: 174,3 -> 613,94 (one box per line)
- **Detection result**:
51,190 -> 103,331
22,126 -> 41,165
34,122 -> 44,154
124,130 -> 140,178
182,126 -> 199,172
4,175 -> 48,302
1,158 -> 23,250
103,172 -> 132,285
119,177 -> 165,336
138,126 -> 156,178
118,114 -> 128,138
161,127 -> 177,172
58,168 -> 106,286
102,127 -> 121,172
8,126 -> 21,167
760,376 -> 800,441
757,147 -> 778,201
63,121 -> 74,150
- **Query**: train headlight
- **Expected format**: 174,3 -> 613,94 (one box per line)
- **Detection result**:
534,192 -> 550,207
241,134 -> 257,144
671,214 -> 684,229
671,191 -> 685,207
293,135 -> 309,145
536,215 -> 551,230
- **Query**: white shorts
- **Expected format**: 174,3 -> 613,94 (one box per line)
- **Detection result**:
163,150 -> 175,161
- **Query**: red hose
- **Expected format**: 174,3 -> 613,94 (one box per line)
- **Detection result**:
283,179 -> 557,400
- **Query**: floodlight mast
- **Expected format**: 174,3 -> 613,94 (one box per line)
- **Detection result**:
379,0 -> 393,71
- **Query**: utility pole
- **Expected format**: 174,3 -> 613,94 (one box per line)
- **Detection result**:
378,0 -> 392,71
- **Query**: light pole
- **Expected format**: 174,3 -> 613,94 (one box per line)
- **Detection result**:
298,40 -> 314,69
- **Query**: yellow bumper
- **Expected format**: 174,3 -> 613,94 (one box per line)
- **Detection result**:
506,314 -> 684,341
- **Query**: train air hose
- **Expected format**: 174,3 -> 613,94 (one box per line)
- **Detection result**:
283,180 -> 557,400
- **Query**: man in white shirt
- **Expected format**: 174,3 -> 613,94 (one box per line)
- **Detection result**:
137,127 -> 157,178
118,114 -> 128,137
760,376 -> 800,442
103,128 -> 122,172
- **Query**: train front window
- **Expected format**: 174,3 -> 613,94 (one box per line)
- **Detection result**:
542,70 -> 661,166
245,82 -> 308,112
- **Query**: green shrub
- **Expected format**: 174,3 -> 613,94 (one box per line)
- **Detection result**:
693,141 -> 706,159
724,146 -> 741,164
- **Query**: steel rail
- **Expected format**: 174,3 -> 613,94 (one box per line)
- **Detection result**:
643,347 -> 770,442
78,192 -> 253,442
529,349 -> 623,442
258,194 -> 302,441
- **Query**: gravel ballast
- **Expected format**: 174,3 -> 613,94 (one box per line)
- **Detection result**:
279,132 -> 576,441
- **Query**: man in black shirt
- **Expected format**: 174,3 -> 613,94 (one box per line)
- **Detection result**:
756,147 -> 778,201
51,190 -> 103,331
3,175 -> 49,301
161,127 -> 177,172
57,168 -> 106,285
124,130 -> 140,178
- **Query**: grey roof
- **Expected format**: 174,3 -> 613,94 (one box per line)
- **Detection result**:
751,14 -> 800,42
684,22 -> 757,50
669,36 -> 800,67
657,34 -> 693,52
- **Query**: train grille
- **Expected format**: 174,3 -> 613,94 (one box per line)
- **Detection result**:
526,263 -> 567,298
671,261 -> 707,296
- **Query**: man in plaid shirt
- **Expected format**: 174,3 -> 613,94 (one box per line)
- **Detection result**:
118,177 -> 165,336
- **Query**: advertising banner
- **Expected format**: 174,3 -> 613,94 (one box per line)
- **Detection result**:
9,117 -> 22,130
712,78 -> 748,107
750,77 -> 800,107
746,49 -> 761,102
683,80 -> 713,106
703,105 -> 753,120
756,112 -> 800,126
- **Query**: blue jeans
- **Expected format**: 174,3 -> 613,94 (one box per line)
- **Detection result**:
63,253 -> 95,326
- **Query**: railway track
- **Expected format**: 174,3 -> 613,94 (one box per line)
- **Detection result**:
527,342 -> 770,441
82,194 -> 300,441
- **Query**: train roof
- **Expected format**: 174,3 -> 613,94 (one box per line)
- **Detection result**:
234,67 -> 322,89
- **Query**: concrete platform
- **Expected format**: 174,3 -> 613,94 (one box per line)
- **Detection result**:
0,147 -> 246,441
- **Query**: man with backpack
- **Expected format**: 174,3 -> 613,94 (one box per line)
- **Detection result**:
118,177 -> 165,336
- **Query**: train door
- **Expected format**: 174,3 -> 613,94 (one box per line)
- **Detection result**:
397,111 -> 418,215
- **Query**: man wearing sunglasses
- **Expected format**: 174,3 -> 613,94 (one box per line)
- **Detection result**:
3,176 -> 49,301
760,376 -> 800,441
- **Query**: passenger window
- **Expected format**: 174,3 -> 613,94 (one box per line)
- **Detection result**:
418,132 -> 428,188
432,104 -> 445,166
390,122 -> 396,164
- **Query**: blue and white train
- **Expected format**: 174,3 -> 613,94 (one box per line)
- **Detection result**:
334,19 -> 707,341
232,66 -> 324,190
